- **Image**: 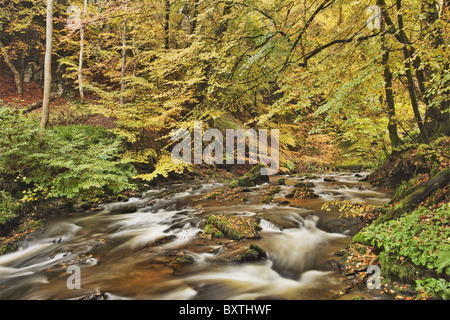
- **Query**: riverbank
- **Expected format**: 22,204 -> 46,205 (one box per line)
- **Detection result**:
335,162 -> 449,300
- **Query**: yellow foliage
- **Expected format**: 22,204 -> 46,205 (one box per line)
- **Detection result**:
134,153 -> 191,181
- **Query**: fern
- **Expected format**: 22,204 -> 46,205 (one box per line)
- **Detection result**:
436,246 -> 450,275
0,108 -> 137,202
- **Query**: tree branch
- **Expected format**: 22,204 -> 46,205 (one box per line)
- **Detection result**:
297,30 -> 384,68
280,0 -> 335,72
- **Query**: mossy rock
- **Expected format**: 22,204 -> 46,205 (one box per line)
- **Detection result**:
202,214 -> 261,240
297,173 -> 320,180
378,251 -> 430,284
235,164 -> 270,187
294,182 -> 315,188
259,185 -> 281,204
201,186 -> 247,203
202,223 -> 225,238
116,194 -> 129,202
217,243 -> 267,263
173,252 -> 195,265
286,186 -> 319,199
266,185 -> 281,196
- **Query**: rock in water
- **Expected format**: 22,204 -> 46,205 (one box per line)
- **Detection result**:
236,164 -> 270,187
104,201 -> 139,214
286,186 -> 319,199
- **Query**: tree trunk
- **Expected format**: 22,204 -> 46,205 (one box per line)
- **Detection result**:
395,0 -> 429,142
374,167 -> 450,225
439,0 -> 450,136
190,0 -> 199,35
40,0 -> 54,135
164,0 -> 170,50
78,0 -> 87,103
378,0 -> 434,140
380,19 -> 402,149
0,40 -> 23,94
423,0 -> 450,137
378,0 -> 429,107
120,1 -> 128,106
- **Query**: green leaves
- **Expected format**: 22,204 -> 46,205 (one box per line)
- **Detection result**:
38,124 -> 137,200
0,191 -> 21,225
416,277 -> 450,300
355,203 -> 450,276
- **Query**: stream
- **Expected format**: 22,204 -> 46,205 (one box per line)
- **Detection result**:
0,172 -> 391,300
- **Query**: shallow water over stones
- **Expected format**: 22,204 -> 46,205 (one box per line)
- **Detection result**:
0,172 -> 391,300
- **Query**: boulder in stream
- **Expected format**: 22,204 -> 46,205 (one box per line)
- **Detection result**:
235,164 -> 270,187
72,290 -> 111,300
214,243 -> 267,263
294,181 -> 315,188
200,214 -> 262,240
285,186 -> 319,199
103,199 -> 147,214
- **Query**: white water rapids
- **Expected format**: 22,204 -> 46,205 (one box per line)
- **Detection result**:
0,173 -> 391,300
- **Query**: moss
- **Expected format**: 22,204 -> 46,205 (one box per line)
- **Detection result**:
202,214 -> 261,240
0,190 -> 21,226
202,186 -> 247,203
266,186 -> 281,196
286,186 -> 319,199
260,196 -> 273,204
202,223 -> 224,239
296,173 -> 320,180
214,230 -> 224,238
235,164 -> 269,187
242,249 -> 260,261
217,244 -> 267,263
379,252 -> 422,284
174,253 -> 195,264
116,194 -> 129,202
260,185 -> 281,204
351,232 -> 372,246
294,182 -> 315,188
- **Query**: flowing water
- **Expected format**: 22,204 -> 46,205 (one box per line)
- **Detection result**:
0,172 -> 391,300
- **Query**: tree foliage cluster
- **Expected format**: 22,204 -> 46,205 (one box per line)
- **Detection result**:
2,0 -> 448,178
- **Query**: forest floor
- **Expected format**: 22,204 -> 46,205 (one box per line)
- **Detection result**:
0,64 -> 115,128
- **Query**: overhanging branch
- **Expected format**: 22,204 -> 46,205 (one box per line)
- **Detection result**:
297,30 -> 385,68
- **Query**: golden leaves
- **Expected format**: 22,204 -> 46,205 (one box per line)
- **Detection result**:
321,199 -> 382,223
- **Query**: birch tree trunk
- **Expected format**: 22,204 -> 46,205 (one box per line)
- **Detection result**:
40,0 -> 54,135
78,0 -> 87,103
